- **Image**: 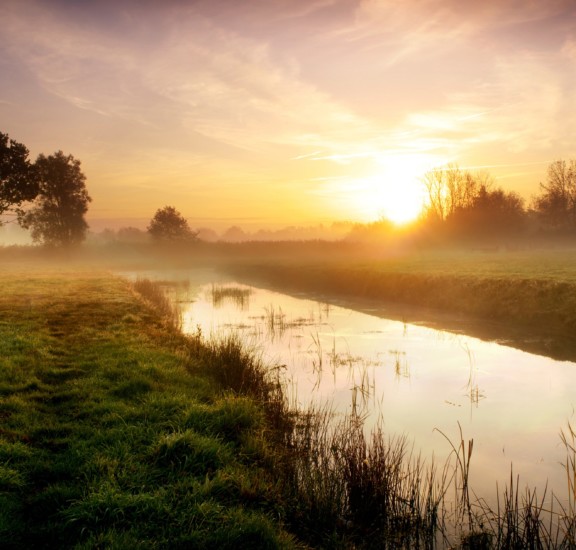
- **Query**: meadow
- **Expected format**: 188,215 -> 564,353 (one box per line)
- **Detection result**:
2,244 -> 576,548
0,269 -> 301,548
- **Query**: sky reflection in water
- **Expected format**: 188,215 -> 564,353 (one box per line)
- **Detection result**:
160,271 -> 576,507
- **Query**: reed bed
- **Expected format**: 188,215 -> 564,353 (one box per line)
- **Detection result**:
285,409 -> 445,548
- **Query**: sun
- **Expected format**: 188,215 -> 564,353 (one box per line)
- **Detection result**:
352,155 -> 433,225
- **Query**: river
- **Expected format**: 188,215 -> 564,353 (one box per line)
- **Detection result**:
125,268 -> 576,512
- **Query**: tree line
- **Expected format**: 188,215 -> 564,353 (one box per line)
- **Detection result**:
417,161 -> 576,243
144,160 -> 576,246
3,129 -> 576,248
0,132 -> 91,247
0,131 -> 198,247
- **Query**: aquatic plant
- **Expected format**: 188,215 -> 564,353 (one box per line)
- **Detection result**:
211,284 -> 252,309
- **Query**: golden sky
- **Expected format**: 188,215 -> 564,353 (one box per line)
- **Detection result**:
1,0 -> 576,230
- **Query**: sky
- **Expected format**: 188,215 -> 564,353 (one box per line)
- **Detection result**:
1,0 -> 576,231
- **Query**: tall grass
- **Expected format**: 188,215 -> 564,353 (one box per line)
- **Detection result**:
211,284 -> 252,309
194,332 -> 292,438
284,408 -> 445,548
132,277 -> 182,330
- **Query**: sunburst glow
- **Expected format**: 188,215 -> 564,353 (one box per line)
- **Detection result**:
352,155 -> 437,225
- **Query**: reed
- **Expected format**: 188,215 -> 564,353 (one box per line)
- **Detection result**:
263,304 -> 287,338
132,278 -> 182,330
284,407 -> 445,548
559,421 -> 576,545
210,284 -> 252,309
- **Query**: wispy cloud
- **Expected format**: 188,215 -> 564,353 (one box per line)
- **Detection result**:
1,0 -> 575,224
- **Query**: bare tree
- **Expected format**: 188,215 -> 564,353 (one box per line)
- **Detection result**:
422,164 -> 483,222
533,159 -> 576,230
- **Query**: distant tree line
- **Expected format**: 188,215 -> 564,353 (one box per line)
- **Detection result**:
419,163 -> 526,243
345,160 -> 576,246
5,125 -> 573,249
417,160 -> 576,244
0,131 -> 91,247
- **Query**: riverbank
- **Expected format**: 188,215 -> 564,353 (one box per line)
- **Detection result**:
0,270 -> 301,548
228,254 -> 576,361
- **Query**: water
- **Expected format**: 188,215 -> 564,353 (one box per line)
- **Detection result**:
129,269 -> 576,508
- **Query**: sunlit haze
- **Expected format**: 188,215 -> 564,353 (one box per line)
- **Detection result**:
2,0 -> 576,231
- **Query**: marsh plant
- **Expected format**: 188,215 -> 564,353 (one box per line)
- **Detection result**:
199,332 -> 576,548
390,349 -> 410,379
285,407 -> 445,548
210,284 -> 252,309
132,278 -> 182,329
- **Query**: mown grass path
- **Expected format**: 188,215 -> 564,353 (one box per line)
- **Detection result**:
0,271 -> 299,549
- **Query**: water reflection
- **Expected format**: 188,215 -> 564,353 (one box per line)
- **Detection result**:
127,270 -> 576,510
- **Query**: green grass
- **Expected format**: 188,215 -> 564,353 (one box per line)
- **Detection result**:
2,265 -> 576,548
0,270 -> 298,549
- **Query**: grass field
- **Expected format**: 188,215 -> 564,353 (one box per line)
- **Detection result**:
3,245 -> 576,547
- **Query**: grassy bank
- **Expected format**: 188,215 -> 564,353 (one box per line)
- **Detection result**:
0,270 -> 299,548
227,249 -> 576,360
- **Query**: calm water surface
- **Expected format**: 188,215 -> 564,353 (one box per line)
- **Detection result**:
129,269 -> 576,506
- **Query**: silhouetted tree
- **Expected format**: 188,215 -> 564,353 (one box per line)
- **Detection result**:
147,206 -> 197,241
0,132 -> 38,222
21,151 -> 91,247
450,185 -> 525,240
344,218 -> 396,243
422,164 -> 483,223
532,159 -> 576,231
117,226 -> 148,243
196,227 -> 219,242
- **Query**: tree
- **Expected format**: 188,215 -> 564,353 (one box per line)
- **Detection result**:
147,206 -> 196,241
532,159 -> 576,230
0,132 -> 38,222
221,225 -> 247,242
21,151 -> 91,247
450,185 -> 525,240
422,163 -> 481,223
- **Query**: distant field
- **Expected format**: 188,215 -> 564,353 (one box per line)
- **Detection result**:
3,241 -> 576,281
346,247 -> 576,281
228,246 -> 576,360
